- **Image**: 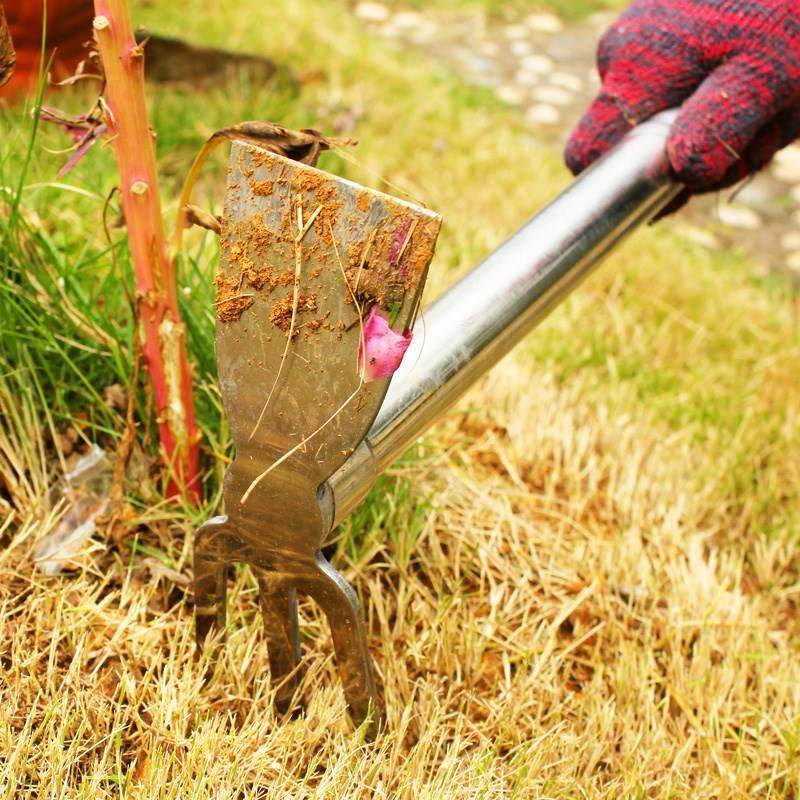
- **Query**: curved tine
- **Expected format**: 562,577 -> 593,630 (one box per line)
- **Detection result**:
194,516 -> 230,651
255,572 -> 301,714
303,553 -> 383,738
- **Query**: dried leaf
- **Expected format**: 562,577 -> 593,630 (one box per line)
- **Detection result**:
171,119 -> 356,260
210,120 -> 357,167
40,105 -> 108,177
184,204 -> 221,235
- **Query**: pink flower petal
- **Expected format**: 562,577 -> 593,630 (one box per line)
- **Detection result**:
40,106 -> 108,177
358,305 -> 413,382
56,124 -> 107,178
40,105 -> 94,142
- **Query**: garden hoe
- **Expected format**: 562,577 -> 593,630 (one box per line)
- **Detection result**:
195,139 -> 441,737
196,110 -> 682,736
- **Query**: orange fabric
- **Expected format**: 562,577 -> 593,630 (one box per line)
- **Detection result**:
3,0 -> 95,95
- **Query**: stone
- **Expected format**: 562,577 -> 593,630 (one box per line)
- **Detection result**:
549,71 -> 584,92
354,1 -> 390,22
772,145 -> 800,183
789,185 -> 800,204
525,12 -> 564,33
546,31 -> 594,61
791,209 -> 800,227
478,40 -> 500,57
510,39 -> 533,57
496,84 -> 525,105
677,224 -> 720,250
516,69 -> 542,87
731,179 -> 774,212
380,23 -> 403,38
520,54 -> 553,74
533,85 -> 573,106
409,20 -> 438,43
526,104 -> 560,125
463,55 -> 500,81
786,251 -> 800,273
780,231 -> 800,251
392,10 -> 424,28
504,24 -> 529,40
717,203 -> 762,230
589,11 -> 618,29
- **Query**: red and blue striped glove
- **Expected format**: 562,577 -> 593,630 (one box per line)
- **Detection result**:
565,0 -> 800,201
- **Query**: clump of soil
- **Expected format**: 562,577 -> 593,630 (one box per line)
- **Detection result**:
248,216 -> 274,254
250,179 -> 274,196
338,210 -> 439,312
356,192 -> 371,213
293,170 -> 343,233
214,274 -> 254,323
245,265 -> 279,291
270,291 -> 318,333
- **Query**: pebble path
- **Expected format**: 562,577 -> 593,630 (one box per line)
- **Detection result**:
352,1 -> 800,284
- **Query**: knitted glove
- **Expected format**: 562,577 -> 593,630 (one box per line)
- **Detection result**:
565,0 -> 800,197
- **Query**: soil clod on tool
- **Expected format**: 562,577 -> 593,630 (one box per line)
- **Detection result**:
195,141 -> 441,735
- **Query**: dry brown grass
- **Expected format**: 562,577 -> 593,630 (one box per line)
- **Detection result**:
1,0 -> 799,797
3,354 -> 800,797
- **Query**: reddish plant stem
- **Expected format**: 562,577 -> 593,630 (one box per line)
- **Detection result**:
93,0 -> 200,501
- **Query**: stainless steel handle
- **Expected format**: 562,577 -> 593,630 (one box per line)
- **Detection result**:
327,110 -> 681,527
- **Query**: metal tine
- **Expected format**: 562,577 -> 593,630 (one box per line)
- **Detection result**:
301,553 -> 382,738
194,515 -> 230,650
255,572 -> 301,714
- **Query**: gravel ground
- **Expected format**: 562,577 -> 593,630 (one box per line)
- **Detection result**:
354,1 -> 800,284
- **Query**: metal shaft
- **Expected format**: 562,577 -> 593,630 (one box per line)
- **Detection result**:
326,110 -> 681,527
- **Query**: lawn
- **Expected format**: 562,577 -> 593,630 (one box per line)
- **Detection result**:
1,0 -> 799,797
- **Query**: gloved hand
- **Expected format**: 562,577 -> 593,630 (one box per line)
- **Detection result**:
565,0 -> 800,200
